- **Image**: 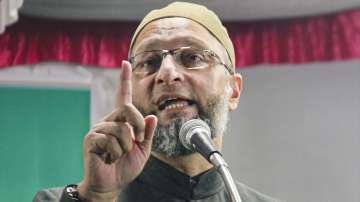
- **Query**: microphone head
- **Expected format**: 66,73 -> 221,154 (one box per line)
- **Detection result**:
179,119 -> 211,150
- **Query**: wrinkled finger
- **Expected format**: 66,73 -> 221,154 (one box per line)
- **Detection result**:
141,115 -> 157,154
93,122 -> 134,152
102,108 -> 124,122
115,122 -> 134,152
85,132 -> 123,164
92,122 -> 123,137
122,104 -> 145,142
144,115 -> 158,142
100,104 -> 145,141
118,60 -> 132,106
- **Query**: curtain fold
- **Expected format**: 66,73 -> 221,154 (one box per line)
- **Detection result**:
1,8 -> 360,69
227,9 -> 360,67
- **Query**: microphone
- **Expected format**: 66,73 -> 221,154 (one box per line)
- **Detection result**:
179,119 -> 219,160
179,119 -> 243,202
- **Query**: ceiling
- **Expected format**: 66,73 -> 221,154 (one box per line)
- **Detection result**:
20,0 -> 360,21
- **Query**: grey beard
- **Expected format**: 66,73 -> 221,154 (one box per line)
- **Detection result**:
151,115 -> 211,157
151,93 -> 230,157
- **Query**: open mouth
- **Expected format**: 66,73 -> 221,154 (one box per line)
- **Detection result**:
158,97 -> 196,111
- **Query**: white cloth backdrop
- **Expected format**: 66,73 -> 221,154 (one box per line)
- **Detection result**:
225,61 -> 360,202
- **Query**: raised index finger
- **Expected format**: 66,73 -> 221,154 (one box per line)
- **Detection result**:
118,60 -> 132,106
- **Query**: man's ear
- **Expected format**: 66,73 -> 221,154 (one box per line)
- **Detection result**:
228,73 -> 243,111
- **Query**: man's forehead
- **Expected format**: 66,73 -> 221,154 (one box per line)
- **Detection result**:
151,17 -> 191,29
134,36 -> 210,53
132,17 -> 215,54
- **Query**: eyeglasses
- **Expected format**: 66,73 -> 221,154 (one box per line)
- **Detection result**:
128,46 -> 233,77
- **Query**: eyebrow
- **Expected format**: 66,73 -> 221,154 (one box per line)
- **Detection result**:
132,37 -> 209,56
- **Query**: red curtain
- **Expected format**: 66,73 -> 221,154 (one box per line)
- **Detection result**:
1,8 -> 360,69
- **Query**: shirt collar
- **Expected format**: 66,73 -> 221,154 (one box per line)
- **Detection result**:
137,155 -> 225,200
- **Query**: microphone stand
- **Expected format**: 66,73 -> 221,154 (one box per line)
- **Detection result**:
209,152 -> 242,202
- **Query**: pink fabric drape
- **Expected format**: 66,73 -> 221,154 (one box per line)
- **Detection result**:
228,9 -> 360,67
1,8 -> 360,69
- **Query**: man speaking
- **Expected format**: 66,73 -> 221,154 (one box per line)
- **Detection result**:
34,2 -> 281,202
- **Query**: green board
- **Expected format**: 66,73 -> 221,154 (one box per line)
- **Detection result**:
0,85 -> 90,201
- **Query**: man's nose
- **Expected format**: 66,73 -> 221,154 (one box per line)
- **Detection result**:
155,55 -> 184,85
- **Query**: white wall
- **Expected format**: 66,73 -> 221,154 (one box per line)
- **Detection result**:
223,60 -> 360,202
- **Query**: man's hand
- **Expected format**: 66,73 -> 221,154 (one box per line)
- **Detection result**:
77,61 -> 158,202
